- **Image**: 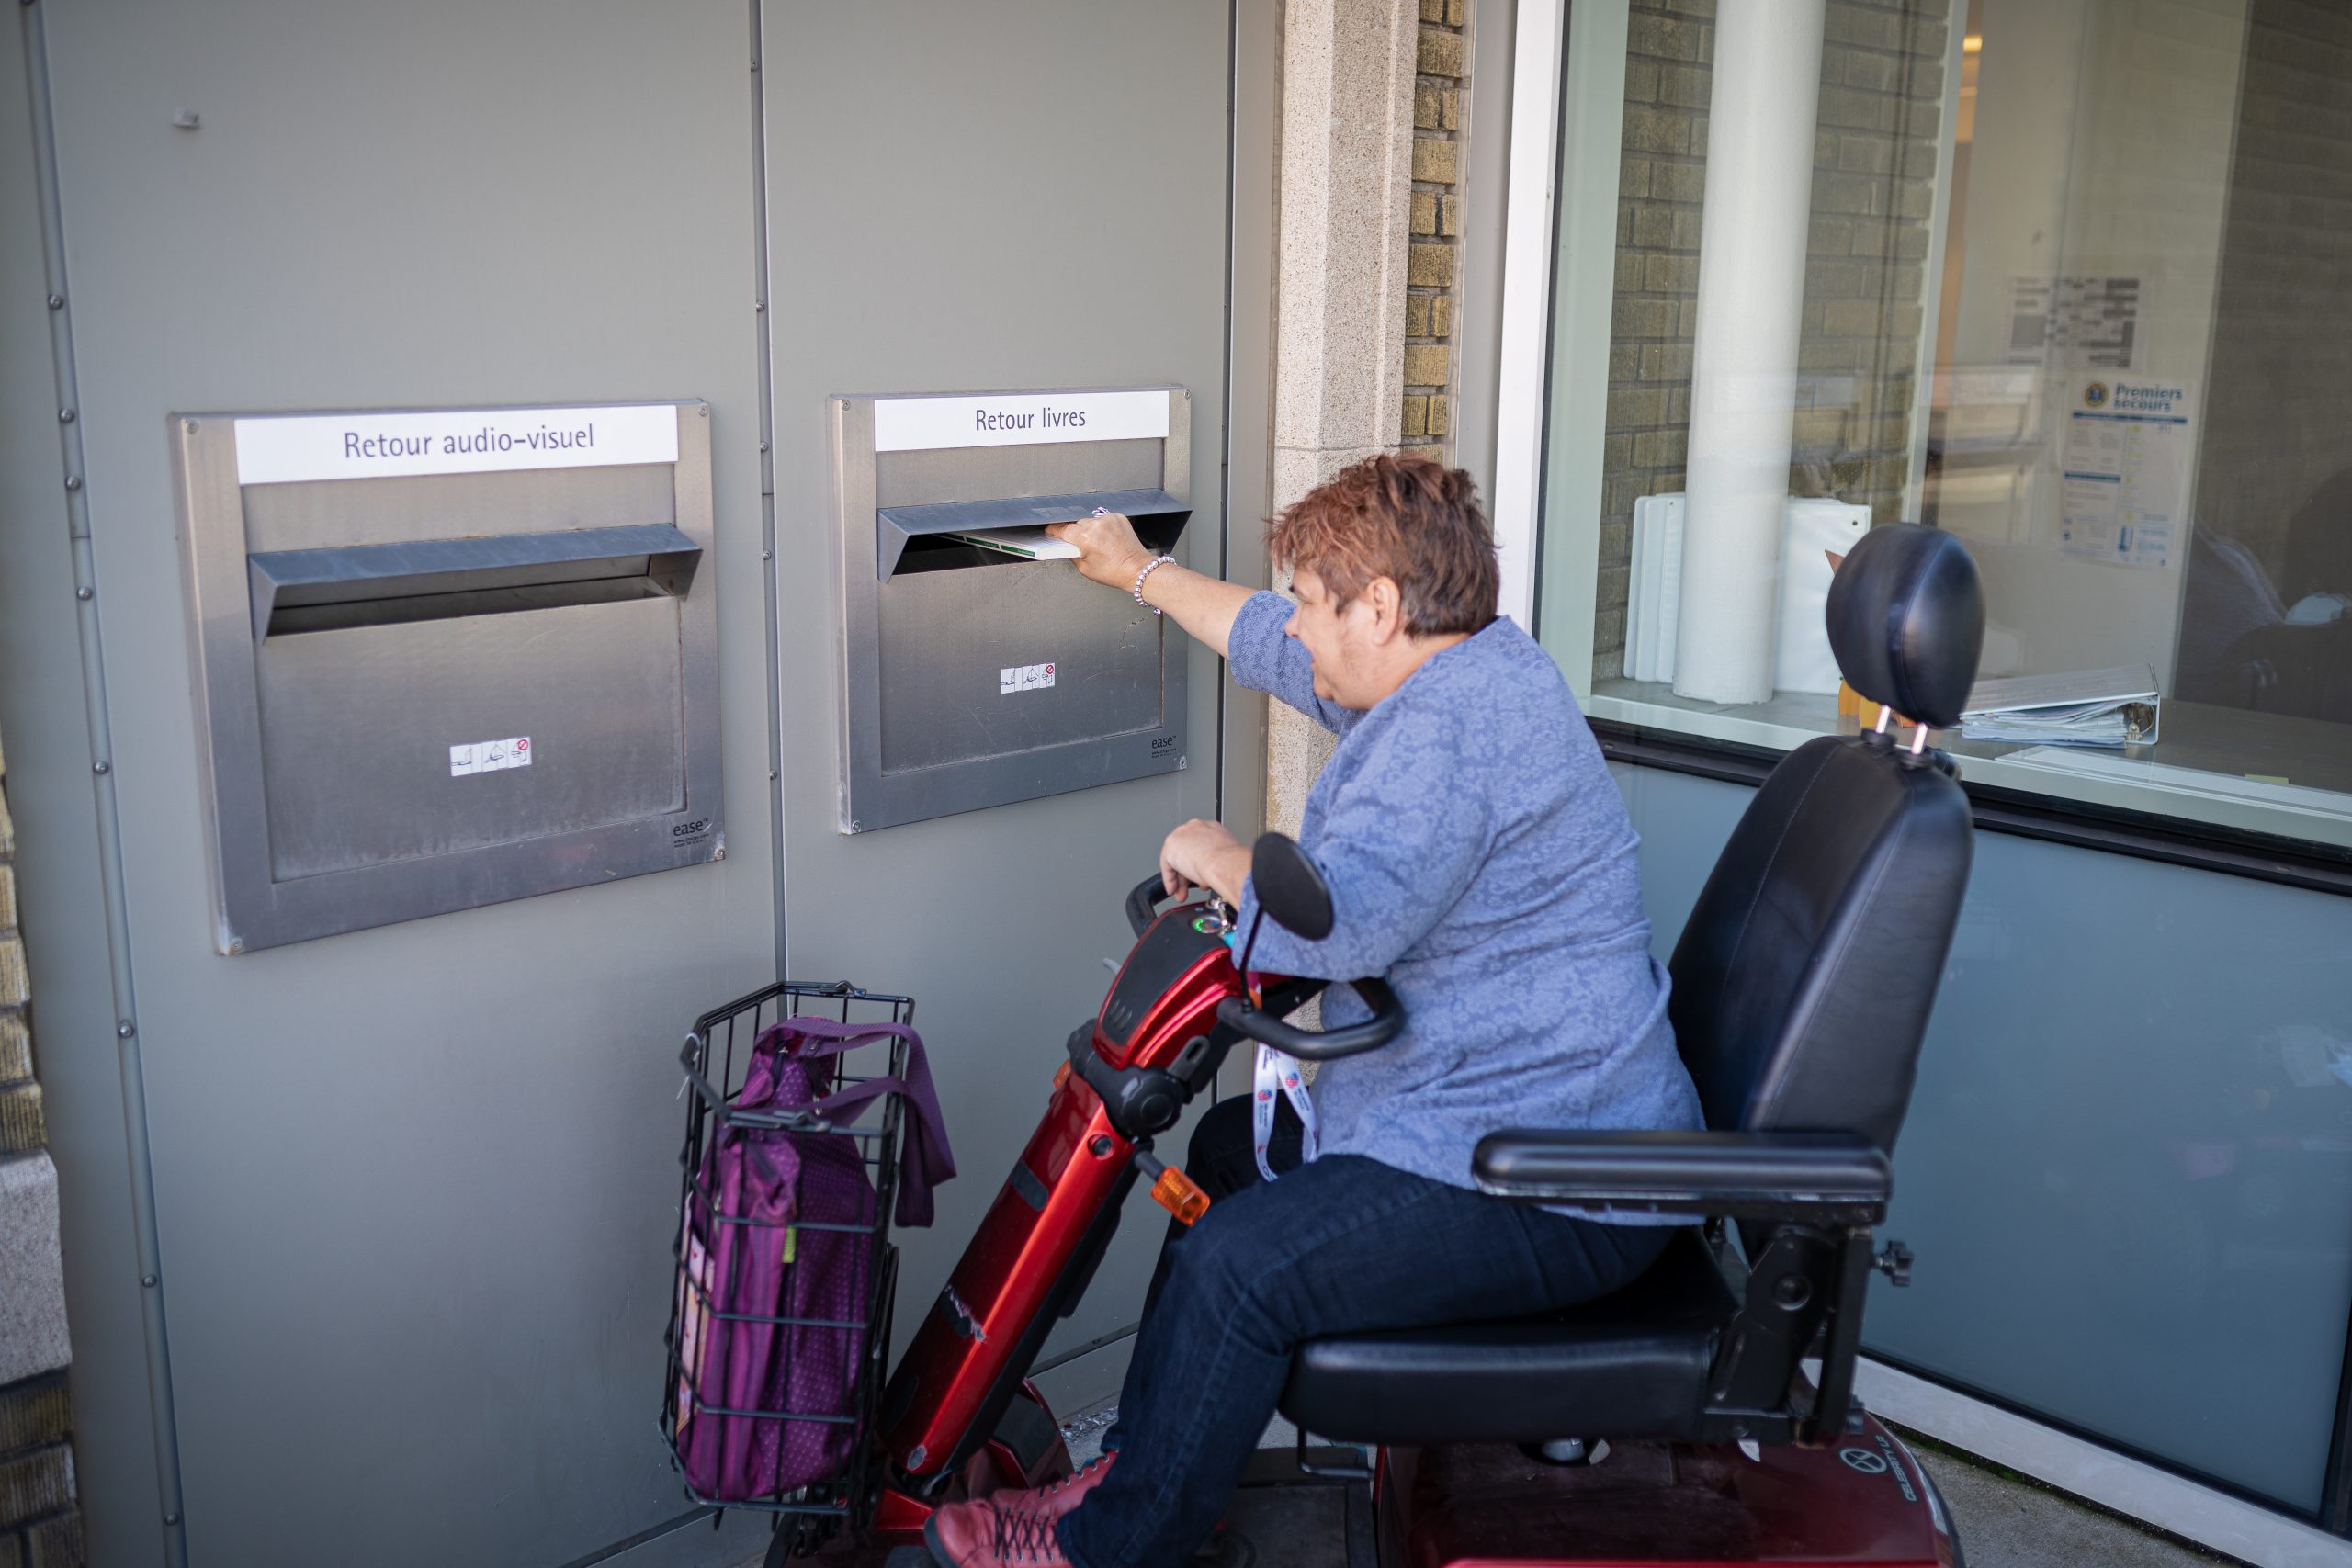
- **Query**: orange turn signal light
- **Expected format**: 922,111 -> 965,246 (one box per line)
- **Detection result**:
1053,1061 -> 1070,1091
1150,1165 -> 1211,1226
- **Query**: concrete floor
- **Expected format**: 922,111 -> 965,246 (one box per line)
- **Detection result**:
733,1400 -> 2246,1567
1905,1441 -> 2238,1568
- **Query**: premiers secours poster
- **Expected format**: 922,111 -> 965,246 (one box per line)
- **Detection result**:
2058,374 -> 2195,571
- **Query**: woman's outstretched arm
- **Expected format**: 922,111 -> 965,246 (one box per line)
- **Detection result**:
1043,512 -> 1256,658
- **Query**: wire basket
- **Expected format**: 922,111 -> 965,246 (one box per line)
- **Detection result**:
661,979 -> 914,1551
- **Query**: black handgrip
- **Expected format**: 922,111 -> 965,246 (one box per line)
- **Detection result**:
1125,873 -> 1171,938
1216,977 -> 1404,1061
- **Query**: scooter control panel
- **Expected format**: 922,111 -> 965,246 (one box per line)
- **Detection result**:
1100,907 -> 1229,1048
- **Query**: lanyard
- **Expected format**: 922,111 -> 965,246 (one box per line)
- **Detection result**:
1252,1043 -> 1320,1182
1219,925 -> 1323,1181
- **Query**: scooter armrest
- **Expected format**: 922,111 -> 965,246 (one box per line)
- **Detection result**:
1470,1129 -> 1890,1223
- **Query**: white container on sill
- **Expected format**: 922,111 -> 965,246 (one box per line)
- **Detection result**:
1623,493 -> 1870,695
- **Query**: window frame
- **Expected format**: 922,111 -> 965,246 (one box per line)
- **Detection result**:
1596,713 -> 2352,897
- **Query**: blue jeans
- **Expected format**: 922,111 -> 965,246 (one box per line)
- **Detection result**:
1060,1097 -> 1671,1568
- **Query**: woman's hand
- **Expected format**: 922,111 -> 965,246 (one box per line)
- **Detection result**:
1160,818 -> 1252,906
1044,509 -> 1254,660
1045,512 -> 1155,592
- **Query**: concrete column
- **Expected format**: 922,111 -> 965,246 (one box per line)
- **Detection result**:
1265,0 -> 1422,831
1672,0 -> 1826,704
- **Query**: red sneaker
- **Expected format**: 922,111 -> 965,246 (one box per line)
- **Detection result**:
922,1495 -> 1072,1568
1032,1451 -> 1115,1519
922,1453 -> 1114,1565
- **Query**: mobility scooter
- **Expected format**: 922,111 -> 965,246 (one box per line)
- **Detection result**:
763,523 -> 1984,1566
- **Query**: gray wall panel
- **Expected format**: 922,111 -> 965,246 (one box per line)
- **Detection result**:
0,15 -> 170,1566
4,4 -> 1253,1563
24,3 -> 775,1562
762,0 -> 1234,1377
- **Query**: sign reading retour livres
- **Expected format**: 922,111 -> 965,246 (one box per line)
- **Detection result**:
871,390 -> 1170,454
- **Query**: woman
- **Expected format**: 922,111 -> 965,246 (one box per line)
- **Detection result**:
923,454 -> 1702,1568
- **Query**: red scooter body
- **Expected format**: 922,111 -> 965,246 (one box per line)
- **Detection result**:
872,904 -> 1240,1529
862,899 -> 1961,1567
1378,1427 -> 1954,1566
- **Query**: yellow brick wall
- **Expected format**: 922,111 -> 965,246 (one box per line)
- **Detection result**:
0,746 -> 34,1162
0,734 -> 85,1565
1403,0 -> 1468,457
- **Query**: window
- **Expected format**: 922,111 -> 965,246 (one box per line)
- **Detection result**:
1536,0 -> 2352,852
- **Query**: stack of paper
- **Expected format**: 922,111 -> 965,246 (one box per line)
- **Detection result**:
1959,665 -> 2160,747
938,525 -> 1080,561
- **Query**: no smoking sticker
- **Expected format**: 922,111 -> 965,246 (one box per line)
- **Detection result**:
451,736 -> 531,776
1001,662 -> 1056,694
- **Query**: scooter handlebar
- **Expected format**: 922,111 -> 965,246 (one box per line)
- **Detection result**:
1125,873 -> 1172,938
1216,978 -> 1404,1061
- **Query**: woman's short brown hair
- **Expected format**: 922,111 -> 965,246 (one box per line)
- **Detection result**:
1264,454 -> 1498,637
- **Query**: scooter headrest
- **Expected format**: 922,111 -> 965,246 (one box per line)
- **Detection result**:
1825,524 -> 1984,730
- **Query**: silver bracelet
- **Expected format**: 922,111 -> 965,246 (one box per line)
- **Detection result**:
1132,554 -> 1177,614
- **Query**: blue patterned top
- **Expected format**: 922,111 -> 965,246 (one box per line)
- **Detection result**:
1228,592 -> 1702,1210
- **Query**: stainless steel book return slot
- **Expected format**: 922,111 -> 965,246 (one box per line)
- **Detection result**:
831,385 -> 1193,833
246,524 -> 704,637
173,400 -> 720,953
876,488 -> 1188,580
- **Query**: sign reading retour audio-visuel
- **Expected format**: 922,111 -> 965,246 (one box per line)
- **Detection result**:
232,403 -> 682,485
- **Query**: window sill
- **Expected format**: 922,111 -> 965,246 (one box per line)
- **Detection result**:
1588,680 -> 2352,888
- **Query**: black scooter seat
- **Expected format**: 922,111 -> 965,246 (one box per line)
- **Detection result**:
1281,1227 -> 1736,1445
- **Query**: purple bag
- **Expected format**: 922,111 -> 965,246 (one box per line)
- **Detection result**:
673,1018 -> 953,1502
